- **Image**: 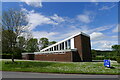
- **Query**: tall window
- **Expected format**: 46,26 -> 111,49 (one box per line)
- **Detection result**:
60,44 -> 62,50
54,46 -> 56,51
65,41 -> 67,49
50,48 -> 51,51
62,42 -> 64,50
51,47 -> 53,51
56,45 -> 58,50
68,39 -> 71,49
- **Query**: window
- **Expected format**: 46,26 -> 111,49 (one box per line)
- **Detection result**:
51,47 -> 54,51
56,45 -> 58,50
60,44 -> 62,50
68,39 -> 71,49
50,48 -> 52,51
54,46 -> 56,51
62,42 -> 64,50
65,41 -> 67,49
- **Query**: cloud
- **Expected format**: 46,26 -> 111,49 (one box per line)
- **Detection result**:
20,0 -> 42,7
77,14 -> 91,23
89,24 -> 115,33
77,11 -> 95,24
21,8 -> 64,30
27,11 -> 58,30
90,31 -> 118,50
90,32 -> 105,40
50,14 -> 65,23
112,24 -> 119,32
69,26 -> 77,29
99,4 -> 116,10
32,31 -> 59,41
91,40 -> 117,50
90,0 -> 97,2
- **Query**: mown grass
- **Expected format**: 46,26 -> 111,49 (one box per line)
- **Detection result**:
0,60 -> 120,74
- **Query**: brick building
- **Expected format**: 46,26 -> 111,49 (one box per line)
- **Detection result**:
22,32 -> 92,62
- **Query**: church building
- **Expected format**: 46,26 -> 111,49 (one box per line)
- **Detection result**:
22,32 -> 92,62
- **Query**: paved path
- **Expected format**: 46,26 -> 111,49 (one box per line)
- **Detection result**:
1,71 -> 119,78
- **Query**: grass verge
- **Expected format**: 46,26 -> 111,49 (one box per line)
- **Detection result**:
1,60 -> 120,75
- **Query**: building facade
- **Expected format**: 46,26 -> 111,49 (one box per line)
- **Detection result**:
22,32 -> 92,62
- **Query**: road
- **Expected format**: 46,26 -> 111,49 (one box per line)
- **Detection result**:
1,71 -> 119,78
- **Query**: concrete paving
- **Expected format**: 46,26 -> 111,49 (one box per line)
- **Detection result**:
1,71 -> 119,78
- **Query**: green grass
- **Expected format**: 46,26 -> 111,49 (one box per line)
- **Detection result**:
0,60 -> 120,75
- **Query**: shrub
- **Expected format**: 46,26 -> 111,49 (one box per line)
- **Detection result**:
116,56 -> 120,63
2,53 -> 22,59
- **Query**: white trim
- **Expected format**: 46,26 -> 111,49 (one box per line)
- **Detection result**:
35,49 -> 77,54
40,32 -> 89,52
64,42 -> 66,50
71,38 -> 74,49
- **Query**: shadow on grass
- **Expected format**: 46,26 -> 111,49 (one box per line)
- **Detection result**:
109,67 -> 115,69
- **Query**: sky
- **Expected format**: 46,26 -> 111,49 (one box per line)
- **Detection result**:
2,1 -> 119,50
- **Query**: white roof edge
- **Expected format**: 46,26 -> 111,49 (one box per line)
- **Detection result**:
22,49 -> 77,55
35,49 -> 77,54
40,32 -> 89,51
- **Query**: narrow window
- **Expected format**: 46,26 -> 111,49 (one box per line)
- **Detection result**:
62,42 -> 64,50
68,39 -> 71,49
56,45 -> 58,50
54,46 -> 56,51
65,41 -> 67,49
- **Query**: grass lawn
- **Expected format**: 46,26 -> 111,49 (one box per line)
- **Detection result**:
0,60 -> 120,75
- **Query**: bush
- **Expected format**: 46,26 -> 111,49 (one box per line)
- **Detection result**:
92,56 -> 116,60
2,53 -> 22,59
116,56 -> 120,63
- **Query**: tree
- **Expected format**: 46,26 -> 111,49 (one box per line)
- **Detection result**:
2,30 -> 16,53
17,36 -> 26,52
91,49 -> 97,59
26,38 -> 39,52
49,41 -> 57,46
112,45 -> 120,56
2,9 -> 29,62
39,38 -> 49,49
112,45 -> 120,63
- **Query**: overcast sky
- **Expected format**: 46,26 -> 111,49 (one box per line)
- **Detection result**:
2,1 -> 118,50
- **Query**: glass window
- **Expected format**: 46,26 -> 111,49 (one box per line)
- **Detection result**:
65,41 -> 67,49
50,48 -> 52,51
68,39 -> 71,49
60,44 -> 62,50
54,46 -> 56,51
62,42 -> 64,50
51,47 -> 53,51
56,45 -> 58,50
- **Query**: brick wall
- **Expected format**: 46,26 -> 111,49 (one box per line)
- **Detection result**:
34,51 -> 72,62
74,34 -> 92,61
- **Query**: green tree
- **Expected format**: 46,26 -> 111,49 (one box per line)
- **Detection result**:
2,30 -> 16,53
17,36 -> 26,52
2,9 -> 29,62
91,49 -> 97,59
49,41 -> 57,46
112,45 -> 120,63
39,38 -> 49,49
112,45 -> 120,56
26,38 -> 39,52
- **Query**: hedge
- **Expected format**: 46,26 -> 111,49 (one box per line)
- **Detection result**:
1,53 -> 22,59
116,56 -> 120,63
92,56 -> 116,60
